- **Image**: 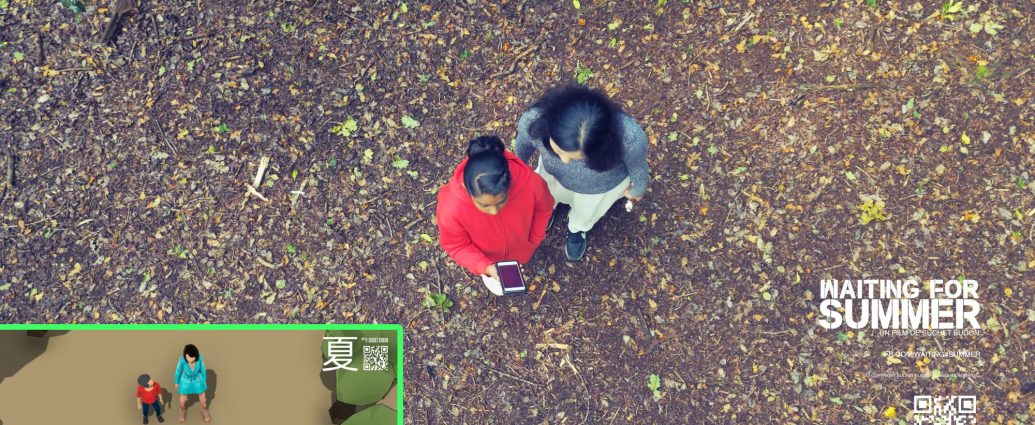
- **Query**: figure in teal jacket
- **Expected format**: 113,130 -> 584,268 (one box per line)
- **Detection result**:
174,344 -> 211,423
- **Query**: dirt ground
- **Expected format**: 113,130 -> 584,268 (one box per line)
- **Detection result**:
0,0 -> 1033,423
0,330 -> 333,424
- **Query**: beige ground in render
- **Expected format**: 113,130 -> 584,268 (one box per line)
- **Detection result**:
0,331 -> 336,425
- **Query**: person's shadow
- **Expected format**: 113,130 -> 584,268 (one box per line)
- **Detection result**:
183,370 -> 217,410
160,387 -> 174,415
0,331 -> 70,385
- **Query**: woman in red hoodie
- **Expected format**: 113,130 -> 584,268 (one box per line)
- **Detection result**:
437,136 -> 554,295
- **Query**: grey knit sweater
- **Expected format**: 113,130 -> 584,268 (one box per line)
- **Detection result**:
515,108 -> 649,197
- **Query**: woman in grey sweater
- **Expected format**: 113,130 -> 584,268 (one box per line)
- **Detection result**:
515,85 -> 649,261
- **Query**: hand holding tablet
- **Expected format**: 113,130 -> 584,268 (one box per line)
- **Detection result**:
495,261 -> 527,294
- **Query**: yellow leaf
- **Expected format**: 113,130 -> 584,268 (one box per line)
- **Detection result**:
572,0 -> 580,9
41,66 -> 60,77
961,132 -> 970,144
735,38 -> 747,53
959,210 -> 980,223
883,406 -> 896,418
1004,287 -> 1012,297
68,262 -> 83,278
886,356 -> 903,365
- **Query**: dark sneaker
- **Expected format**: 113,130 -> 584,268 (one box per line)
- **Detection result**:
157,415 -> 165,423
144,416 -> 149,424
565,231 -> 587,261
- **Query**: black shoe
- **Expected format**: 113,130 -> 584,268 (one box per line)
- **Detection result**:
157,415 -> 165,423
143,416 -> 149,424
565,231 -> 587,261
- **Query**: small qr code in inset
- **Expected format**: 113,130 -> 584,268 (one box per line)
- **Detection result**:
913,395 -> 976,425
363,345 -> 389,371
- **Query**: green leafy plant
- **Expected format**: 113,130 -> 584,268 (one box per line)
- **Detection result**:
647,373 -> 662,397
61,0 -> 85,14
401,115 -> 420,129
391,157 -> 409,169
330,117 -> 358,137
864,0 -> 877,8
422,292 -> 453,312
858,199 -> 890,224
938,0 -> 963,21
458,50 -> 470,61
575,62 -> 594,84
974,62 -> 989,80
169,245 -> 189,259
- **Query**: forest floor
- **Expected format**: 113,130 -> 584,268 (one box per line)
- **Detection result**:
1,0 -> 1033,423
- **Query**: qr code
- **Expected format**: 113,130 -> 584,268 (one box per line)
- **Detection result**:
914,395 -> 976,425
363,345 -> 389,371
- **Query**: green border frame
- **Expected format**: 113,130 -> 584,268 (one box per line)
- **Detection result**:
0,324 -> 404,425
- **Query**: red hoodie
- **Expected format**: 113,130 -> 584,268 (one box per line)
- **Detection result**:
436,151 -> 554,276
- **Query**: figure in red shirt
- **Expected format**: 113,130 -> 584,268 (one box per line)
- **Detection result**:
136,374 -> 165,424
436,136 -> 554,295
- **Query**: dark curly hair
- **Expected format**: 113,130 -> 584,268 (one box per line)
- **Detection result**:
529,84 -> 624,171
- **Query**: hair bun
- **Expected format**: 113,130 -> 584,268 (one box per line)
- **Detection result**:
467,135 -> 505,157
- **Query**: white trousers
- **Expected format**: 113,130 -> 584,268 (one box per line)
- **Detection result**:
536,161 -> 629,233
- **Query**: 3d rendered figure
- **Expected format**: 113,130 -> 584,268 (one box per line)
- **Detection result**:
174,344 -> 210,423
136,374 -> 165,424
437,136 -> 554,295
516,84 -> 650,261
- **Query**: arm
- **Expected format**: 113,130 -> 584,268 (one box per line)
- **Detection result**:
157,383 -> 164,405
174,359 -> 183,388
622,116 -> 650,199
514,109 -> 542,163
136,391 -> 142,410
528,174 -> 554,247
199,358 -> 207,383
436,196 -> 494,276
